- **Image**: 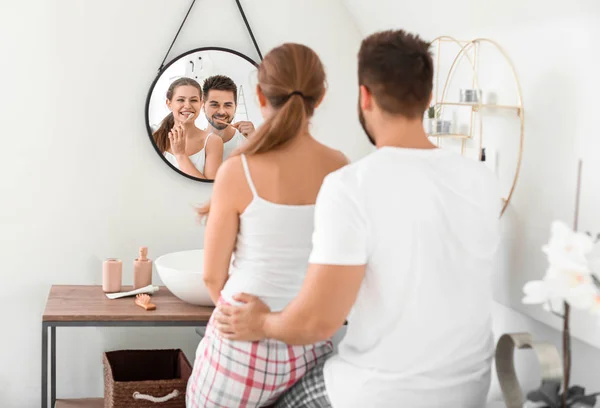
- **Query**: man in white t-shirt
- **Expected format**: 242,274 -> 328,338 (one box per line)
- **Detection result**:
215,29 -> 502,408
202,75 -> 255,160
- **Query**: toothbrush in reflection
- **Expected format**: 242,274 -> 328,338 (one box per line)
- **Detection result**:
215,119 -> 235,128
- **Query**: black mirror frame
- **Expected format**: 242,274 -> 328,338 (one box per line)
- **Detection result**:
144,46 -> 260,183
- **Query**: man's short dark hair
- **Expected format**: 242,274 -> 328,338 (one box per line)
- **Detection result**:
358,29 -> 433,119
202,75 -> 238,104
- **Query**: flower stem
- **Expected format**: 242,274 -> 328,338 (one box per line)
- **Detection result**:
563,302 -> 571,408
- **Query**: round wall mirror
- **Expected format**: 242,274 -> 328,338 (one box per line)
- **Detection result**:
145,47 -> 262,182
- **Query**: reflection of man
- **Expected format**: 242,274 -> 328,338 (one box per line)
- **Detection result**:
214,29 -> 501,408
202,75 -> 255,160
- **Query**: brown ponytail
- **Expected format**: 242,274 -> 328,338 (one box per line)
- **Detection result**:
236,43 -> 325,156
152,77 -> 203,153
196,43 -> 326,220
153,112 -> 175,153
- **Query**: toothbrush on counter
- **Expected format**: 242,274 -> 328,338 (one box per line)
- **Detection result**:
105,285 -> 160,300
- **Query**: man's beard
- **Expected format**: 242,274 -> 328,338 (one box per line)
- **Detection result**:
358,102 -> 376,146
207,114 -> 232,130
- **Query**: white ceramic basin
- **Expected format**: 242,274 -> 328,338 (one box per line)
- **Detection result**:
155,249 -> 214,306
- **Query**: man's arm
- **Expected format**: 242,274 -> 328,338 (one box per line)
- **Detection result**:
218,264 -> 365,345
265,263 -> 365,344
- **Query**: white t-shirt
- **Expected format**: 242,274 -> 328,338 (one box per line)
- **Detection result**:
309,146 -> 501,408
222,129 -> 246,160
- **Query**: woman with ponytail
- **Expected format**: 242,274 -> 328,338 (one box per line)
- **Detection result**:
186,43 -> 348,408
152,77 -> 223,179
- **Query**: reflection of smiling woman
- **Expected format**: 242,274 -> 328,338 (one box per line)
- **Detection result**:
152,78 -> 223,179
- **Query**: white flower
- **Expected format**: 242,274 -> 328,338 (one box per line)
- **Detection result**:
542,220 -> 594,271
566,284 -> 597,310
522,267 -> 596,311
523,280 -> 549,305
522,220 -> 600,319
522,278 -> 565,313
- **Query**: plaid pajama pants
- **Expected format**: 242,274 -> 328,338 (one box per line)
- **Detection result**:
186,305 -> 333,408
273,360 -> 332,408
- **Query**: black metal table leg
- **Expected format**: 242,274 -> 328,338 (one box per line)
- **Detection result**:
42,323 -> 47,408
51,326 -> 56,407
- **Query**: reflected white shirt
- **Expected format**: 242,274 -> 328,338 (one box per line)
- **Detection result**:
222,129 -> 246,160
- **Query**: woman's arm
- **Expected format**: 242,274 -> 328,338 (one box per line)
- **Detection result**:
169,126 -> 207,179
202,158 -> 243,304
203,135 -> 224,180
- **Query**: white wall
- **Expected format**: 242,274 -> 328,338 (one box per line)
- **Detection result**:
0,0 -> 369,406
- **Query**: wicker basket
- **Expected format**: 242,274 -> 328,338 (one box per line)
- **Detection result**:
103,349 -> 192,408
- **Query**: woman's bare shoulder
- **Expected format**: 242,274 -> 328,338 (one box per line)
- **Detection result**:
214,155 -> 243,184
212,155 -> 254,209
206,133 -> 224,147
316,143 -> 350,171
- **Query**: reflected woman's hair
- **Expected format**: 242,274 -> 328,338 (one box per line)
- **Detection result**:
152,77 -> 203,153
197,43 -> 326,219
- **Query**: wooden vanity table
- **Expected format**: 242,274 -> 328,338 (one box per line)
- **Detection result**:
41,285 -> 214,408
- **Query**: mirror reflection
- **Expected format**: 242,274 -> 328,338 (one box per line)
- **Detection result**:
146,48 -> 262,181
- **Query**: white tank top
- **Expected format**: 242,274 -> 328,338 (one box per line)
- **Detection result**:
163,134 -> 212,174
219,154 -> 316,311
222,129 -> 246,160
